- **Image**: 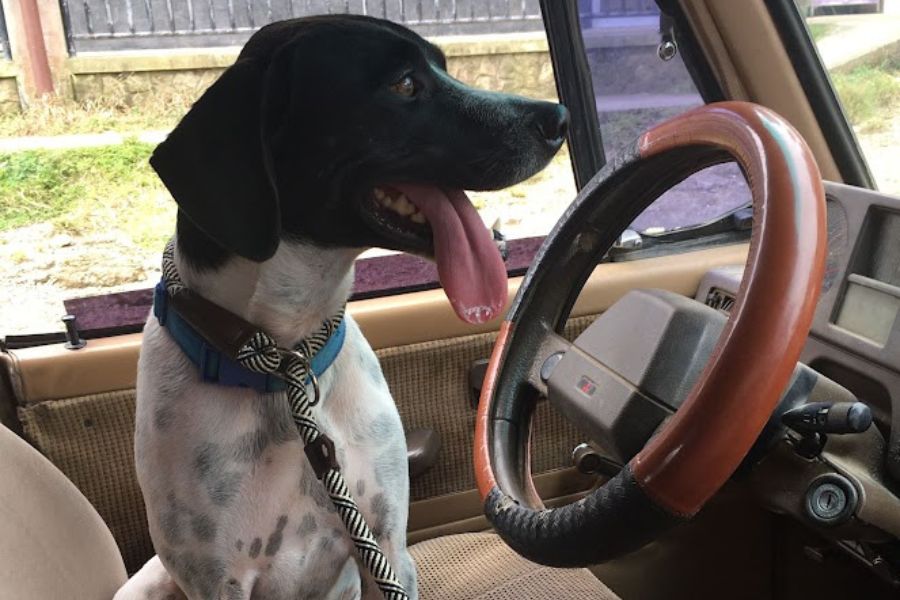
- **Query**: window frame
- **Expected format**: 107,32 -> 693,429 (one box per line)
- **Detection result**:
539,0 -> 606,189
541,0 -> 726,188
763,0 -> 876,189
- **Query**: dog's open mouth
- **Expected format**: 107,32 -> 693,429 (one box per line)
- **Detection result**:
365,184 -> 507,325
368,185 -> 431,238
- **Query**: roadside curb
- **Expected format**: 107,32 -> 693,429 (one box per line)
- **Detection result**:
831,38 -> 900,73
0,130 -> 168,152
812,14 -> 900,72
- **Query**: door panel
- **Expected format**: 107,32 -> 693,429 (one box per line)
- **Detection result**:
4,244 -> 749,406
2,243 -> 749,573
12,316 -> 599,573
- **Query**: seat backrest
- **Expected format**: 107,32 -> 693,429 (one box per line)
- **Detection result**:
0,424 -> 126,599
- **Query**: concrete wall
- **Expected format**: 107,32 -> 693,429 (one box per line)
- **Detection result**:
67,51 -> 234,108
0,31 -> 554,114
0,60 -> 19,114
0,32 -> 554,113
63,32 -> 555,109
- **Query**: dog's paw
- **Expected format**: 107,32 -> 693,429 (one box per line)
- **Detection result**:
326,556 -> 363,600
113,555 -> 188,600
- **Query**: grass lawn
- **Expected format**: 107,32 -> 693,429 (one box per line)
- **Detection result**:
831,56 -> 900,133
0,92 -> 193,138
0,140 -> 174,251
808,22 -> 839,42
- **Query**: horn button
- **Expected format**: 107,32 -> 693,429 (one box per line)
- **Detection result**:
544,289 -> 727,462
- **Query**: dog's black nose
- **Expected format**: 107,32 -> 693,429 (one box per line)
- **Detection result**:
536,104 -> 570,148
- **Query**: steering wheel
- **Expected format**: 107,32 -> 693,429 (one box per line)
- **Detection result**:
474,101 -> 827,567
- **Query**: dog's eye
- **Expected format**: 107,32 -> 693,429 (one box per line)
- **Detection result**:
389,75 -> 417,97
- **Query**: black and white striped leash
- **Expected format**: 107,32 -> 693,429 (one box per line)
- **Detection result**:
161,240 -> 409,600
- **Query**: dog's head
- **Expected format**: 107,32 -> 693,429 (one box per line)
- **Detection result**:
152,15 -> 568,323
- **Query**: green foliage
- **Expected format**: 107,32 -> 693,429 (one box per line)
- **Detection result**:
808,23 -> 838,42
0,139 -> 174,249
831,59 -> 900,133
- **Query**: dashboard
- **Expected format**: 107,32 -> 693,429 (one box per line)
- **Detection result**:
695,181 -> 900,585
813,184 -> 900,366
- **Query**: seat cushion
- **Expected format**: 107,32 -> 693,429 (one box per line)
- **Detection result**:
0,425 -> 126,599
410,532 -> 620,599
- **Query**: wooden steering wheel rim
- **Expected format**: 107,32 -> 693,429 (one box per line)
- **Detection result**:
474,102 -> 826,553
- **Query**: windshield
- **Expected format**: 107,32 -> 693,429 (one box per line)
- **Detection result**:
795,0 -> 900,196
576,1 -> 751,234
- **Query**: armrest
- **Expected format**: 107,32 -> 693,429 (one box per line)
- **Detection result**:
407,428 -> 441,480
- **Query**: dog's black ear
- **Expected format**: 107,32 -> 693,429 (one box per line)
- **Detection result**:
151,57 -> 286,262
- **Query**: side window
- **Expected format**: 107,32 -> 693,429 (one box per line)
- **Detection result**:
0,1 -> 754,338
1,1 -> 576,337
578,1 -> 751,233
796,1 -> 899,195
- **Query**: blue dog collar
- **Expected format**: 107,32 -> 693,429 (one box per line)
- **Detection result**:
153,280 -> 345,393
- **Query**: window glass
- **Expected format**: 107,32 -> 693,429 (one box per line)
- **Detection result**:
579,0 -> 751,233
1,1 -> 574,336
0,0 -> 739,336
796,0 -> 900,195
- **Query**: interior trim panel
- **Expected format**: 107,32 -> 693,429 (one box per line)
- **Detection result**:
809,183 -> 900,370
6,244 -> 749,405
687,0 -> 841,181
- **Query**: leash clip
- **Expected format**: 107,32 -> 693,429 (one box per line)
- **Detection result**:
279,348 -> 321,407
304,433 -> 339,479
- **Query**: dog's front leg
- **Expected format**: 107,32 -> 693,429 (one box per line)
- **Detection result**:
369,541 -> 418,600
116,554 -> 264,600
322,555 -> 363,600
114,554 -> 188,600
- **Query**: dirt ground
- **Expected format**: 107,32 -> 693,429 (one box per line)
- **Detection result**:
0,150 -> 576,336
858,118 -> 900,194
2,223 -> 162,336
0,144 -> 748,337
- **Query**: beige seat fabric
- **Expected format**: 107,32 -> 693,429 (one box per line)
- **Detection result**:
0,420 -> 615,599
0,425 -> 126,600
410,532 -> 620,600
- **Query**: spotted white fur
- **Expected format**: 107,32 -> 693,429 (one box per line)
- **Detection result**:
115,239 -> 417,600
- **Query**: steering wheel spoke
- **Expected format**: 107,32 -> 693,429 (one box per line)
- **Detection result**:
526,321 -> 671,463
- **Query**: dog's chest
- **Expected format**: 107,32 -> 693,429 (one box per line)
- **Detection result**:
135,316 -> 410,599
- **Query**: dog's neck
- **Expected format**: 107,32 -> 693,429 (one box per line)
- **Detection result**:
175,238 -> 360,348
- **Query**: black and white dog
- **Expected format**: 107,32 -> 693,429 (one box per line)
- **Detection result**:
116,15 -> 567,600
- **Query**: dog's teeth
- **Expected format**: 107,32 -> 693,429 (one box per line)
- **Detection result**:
410,212 -> 426,224
374,187 -> 386,200
394,195 -> 415,216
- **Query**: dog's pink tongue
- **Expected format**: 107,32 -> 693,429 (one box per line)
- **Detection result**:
393,184 -> 507,324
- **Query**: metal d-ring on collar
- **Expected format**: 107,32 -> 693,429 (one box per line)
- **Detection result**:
279,347 -> 321,406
